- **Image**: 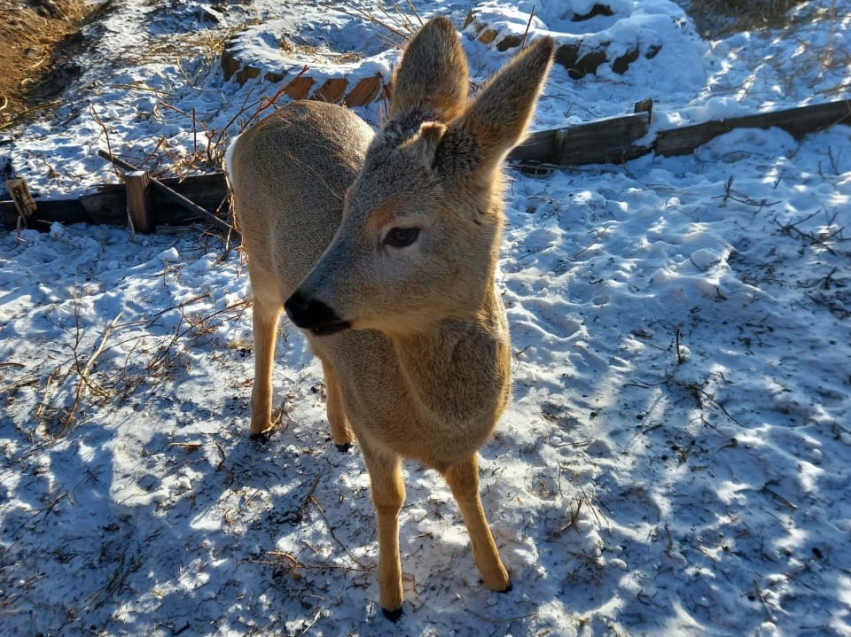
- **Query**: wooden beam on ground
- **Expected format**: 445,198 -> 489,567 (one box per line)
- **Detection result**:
655,99 -> 851,156
3,99 -> 851,232
97,150 -> 237,236
510,100 -> 652,167
1,174 -> 230,231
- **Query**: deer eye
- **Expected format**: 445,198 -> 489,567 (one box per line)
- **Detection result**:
384,227 -> 420,248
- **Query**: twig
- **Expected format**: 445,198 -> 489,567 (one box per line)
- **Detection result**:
691,385 -> 742,426
213,66 -> 309,152
521,6 -> 536,48
341,4 -> 410,41
573,227 -> 609,260
299,472 -> 323,520
384,0 -> 415,33
308,495 -> 368,569
773,209 -> 844,255
0,100 -> 62,131
403,0 -> 423,26
258,551 -> 372,573
33,365 -> 63,424
59,312 -> 124,437
550,497 -> 584,537
752,580 -> 777,623
806,292 -> 851,318
761,483 -> 798,510
296,608 -> 322,636
675,327 -> 686,364
456,594 -> 538,622
90,105 -> 119,179
717,176 -> 780,210
145,292 -> 211,327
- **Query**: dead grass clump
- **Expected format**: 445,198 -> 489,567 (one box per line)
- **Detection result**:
682,0 -> 808,37
0,0 -> 99,130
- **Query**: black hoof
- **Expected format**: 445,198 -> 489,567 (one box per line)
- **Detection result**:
500,580 -> 513,594
250,431 -> 269,445
382,606 -> 403,622
335,442 -> 353,453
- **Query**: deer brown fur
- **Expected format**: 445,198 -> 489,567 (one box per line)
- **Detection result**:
226,17 -> 554,619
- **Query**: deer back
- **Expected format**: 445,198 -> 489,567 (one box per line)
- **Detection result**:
227,101 -> 375,298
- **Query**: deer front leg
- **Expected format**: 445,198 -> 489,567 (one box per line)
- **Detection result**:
361,442 -> 406,620
318,357 -> 354,451
249,293 -> 282,438
444,455 -> 510,592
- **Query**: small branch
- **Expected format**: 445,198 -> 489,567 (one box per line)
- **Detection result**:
752,580 -> 777,623
213,65 -> 309,151
145,292 -> 211,327
521,5 -> 536,48
33,365 -> 63,426
257,551 -> 372,574
550,497 -> 584,537
91,105 -> 120,179
456,594 -> 538,622
403,0 -> 423,26
675,327 -> 686,364
806,292 -> 851,318
308,495 -> 368,569
59,311 -> 124,437
296,608 -> 322,636
573,227 -> 609,260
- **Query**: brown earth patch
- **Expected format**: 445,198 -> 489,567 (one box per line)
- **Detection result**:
678,0 -> 809,38
0,0 -> 101,131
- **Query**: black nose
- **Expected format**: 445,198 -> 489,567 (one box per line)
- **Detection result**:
284,290 -> 350,336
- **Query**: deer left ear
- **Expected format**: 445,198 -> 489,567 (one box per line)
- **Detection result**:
388,16 -> 469,123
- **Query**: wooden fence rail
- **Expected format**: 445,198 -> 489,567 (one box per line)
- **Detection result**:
3,99 -> 850,232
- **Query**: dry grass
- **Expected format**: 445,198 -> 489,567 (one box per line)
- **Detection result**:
0,0 -> 96,129
0,288 -> 251,443
683,0 -> 809,37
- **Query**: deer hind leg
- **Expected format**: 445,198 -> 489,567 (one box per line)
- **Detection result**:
248,280 -> 283,438
318,357 -> 354,451
360,442 -> 406,620
444,455 -> 510,592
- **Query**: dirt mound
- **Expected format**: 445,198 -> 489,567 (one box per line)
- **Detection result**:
0,0 -> 97,130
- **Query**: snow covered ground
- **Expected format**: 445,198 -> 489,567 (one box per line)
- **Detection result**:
2,1 -> 850,635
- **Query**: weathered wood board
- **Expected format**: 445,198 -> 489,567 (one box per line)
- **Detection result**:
3,99 -> 850,232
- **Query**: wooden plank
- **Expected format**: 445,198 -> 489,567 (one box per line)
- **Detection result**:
510,110 -> 651,166
3,99 -> 851,232
5,178 -> 38,230
509,128 -> 560,164
80,173 -> 229,226
97,150 -> 236,235
655,99 -> 851,157
560,111 -> 650,165
125,171 -> 154,234
1,174 -> 230,231
0,198 -> 90,231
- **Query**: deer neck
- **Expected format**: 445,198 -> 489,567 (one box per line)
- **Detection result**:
390,285 -> 510,429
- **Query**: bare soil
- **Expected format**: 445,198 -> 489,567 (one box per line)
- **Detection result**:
677,0 -> 808,37
0,0 -> 98,131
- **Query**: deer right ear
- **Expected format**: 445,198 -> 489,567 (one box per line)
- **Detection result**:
388,17 -> 469,123
439,36 -> 555,183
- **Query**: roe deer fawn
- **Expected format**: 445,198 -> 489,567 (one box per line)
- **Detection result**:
227,17 -> 554,620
